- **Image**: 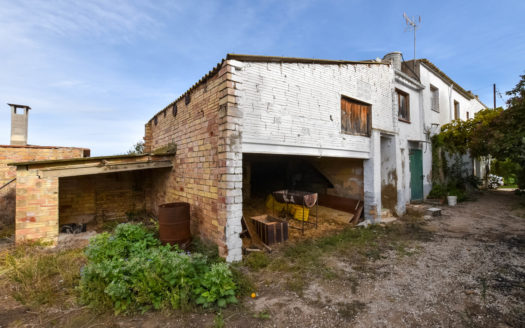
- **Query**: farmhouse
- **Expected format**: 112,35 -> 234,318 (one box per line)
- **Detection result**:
7,53 -> 487,261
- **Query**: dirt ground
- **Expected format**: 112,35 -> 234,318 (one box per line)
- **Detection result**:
1,190 -> 523,327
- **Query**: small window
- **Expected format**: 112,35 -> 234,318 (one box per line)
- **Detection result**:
454,101 -> 460,120
396,89 -> 410,122
466,111 -> 470,120
430,85 -> 439,112
341,96 -> 371,137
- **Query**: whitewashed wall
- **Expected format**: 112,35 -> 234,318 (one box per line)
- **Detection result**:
236,61 -> 394,159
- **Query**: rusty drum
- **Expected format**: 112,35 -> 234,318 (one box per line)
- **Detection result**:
158,202 -> 191,248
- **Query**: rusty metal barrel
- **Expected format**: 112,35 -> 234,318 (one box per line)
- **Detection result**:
158,202 -> 191,247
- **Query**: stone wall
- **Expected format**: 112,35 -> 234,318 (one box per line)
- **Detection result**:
144,60 -> 243,261
0,145 -> 88,225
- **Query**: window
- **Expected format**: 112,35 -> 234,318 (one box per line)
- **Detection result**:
466,111 -> 470,120
430,85 -> 439,112
341,96 -> 371,137
396,89 -> 410,122
454,100 -> 460,120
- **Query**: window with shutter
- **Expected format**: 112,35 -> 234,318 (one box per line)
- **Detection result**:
396,89 -> 410,122
430,85 -> 439,112
340,96 -> 371,137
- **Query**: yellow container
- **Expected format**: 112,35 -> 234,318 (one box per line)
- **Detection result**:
290,205 -> 309,221
265,194 -> 286,212
265,194 -> 309,221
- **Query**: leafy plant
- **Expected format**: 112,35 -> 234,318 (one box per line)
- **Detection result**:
194,263 -> 238,308
79,223 -> 238,313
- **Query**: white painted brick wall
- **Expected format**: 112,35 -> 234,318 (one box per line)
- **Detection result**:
236,62 -> 394,158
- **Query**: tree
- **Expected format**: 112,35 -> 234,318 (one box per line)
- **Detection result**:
432,73 -> 525,189
127,140 -> 145,155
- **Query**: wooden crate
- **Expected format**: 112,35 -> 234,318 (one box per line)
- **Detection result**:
250,215 -> 288,245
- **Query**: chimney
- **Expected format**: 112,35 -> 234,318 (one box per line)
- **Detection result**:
8,103 -> 31,146
383,52 -> 402,71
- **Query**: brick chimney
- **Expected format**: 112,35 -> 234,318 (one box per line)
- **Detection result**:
8,104 -> 31,146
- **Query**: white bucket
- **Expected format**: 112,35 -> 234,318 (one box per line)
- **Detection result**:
447,196 -> 457,206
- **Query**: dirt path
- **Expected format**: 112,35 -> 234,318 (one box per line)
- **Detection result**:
245,190 -> 525,327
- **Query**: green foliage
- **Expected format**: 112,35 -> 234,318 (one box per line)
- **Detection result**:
127,140 -> 145,155
428,183 -> 447,199
243,252 -> 270,270
194,263 -> 238,308
79,223 -> 238,314
491,159 -> 521,186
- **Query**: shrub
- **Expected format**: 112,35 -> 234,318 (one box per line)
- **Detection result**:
79,223 -> 238,313
428,184 -> 447,199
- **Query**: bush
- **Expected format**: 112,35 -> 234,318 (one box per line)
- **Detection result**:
79,223 -> 238,313
428,184 -> 447,199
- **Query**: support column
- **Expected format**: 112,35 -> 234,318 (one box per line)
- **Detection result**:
15,167 -> 59,244
395,135 -> 407,216
217,60 -> 243,262
363,130 -> 381,222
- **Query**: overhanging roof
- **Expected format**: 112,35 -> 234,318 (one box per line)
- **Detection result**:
10,152 -> 174,178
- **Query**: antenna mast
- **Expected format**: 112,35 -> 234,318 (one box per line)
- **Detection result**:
403,13 -> 421,70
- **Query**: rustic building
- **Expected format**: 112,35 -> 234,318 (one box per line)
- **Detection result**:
0,104 -> 89,227
9,53 -> 487,261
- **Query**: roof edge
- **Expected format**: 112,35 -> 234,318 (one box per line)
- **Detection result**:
226,53 -> 388,65
9,151 -> 175,167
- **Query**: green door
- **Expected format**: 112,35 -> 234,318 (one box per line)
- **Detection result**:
409,149 -> 424,201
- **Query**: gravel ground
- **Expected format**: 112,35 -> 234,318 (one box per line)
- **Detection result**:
245,189 -> 525,328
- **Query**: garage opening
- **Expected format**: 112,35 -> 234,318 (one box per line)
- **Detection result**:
242,153 -> 364,241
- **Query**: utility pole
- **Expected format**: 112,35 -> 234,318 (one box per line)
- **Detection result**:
404,13 -> 421,71
493,83 -> 497,109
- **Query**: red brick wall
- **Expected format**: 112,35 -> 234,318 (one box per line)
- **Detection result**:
0,146 -> 87,225
144,60 -> 243,260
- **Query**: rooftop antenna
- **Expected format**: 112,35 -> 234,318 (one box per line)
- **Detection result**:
403,13 -> 421,71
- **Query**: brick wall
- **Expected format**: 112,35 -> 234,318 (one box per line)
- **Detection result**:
15,167 -> 59,243
59,170 -> 153,225
144,60 -> 243,261
0,145 -> 87,225
237,61 -> 394,158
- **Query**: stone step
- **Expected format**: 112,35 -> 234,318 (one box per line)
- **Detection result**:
380,216 -> 397,224
381,208 -> 393,217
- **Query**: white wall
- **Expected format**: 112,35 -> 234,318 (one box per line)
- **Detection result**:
236,61 -> 394,159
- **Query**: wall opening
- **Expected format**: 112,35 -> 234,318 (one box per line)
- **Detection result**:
58,170 -> 154,232
242,153 -> 364,227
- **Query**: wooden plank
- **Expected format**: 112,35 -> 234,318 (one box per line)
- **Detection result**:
242,216 -> 272,252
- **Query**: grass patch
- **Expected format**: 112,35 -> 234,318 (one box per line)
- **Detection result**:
0,222 -> 14,240
243,252 -> 270,270
241,219 -> 432,295
0,242 -> 86,309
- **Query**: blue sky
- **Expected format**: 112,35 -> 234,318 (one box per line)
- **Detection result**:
1,0 -> 523,155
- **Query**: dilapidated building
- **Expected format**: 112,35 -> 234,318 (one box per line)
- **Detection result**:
9,53 -> 487,261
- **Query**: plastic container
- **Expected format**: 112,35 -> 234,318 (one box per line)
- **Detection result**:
447,196 -> 457,206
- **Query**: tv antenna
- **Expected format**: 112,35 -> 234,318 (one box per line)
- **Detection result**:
403,13 -> 421,69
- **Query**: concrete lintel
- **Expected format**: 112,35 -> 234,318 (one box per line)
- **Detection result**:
38,160 -> 173,178
242,142 -> 370,159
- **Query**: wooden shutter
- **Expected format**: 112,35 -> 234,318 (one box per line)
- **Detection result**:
341,97 -> 370,136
